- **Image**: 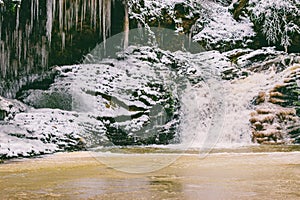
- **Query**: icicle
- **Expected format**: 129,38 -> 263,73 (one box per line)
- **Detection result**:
80,0 -> 84,30
0,15 -> 2,41
123,1 -> 129,49
15,6 -> 20,31
36,0 -> 39,20
75,0 -> 78,30
90,0 -> 94,29
69,6 -> 72,31
1,0 -> 114,79
0,41 -> 6,77
41,36 -> 47,67
99,0 -> 102,37
94,0 -> 97,30
105,0 -> 111,37
102,0 -> 106,39
18,30 -> 22,63
59,0 -> 63,31
64,0 -> 67,31
46,0 -> 53,43
53,0 -> 56,21
61,31 -> 65,50
30,0 -> 34,34
83,0 -> 86,23
23,36 -> 27,62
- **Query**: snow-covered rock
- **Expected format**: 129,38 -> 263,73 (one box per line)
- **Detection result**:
128,0 -> 255,51
0,96 -> 27,121
193,1 -> 255,50
0,104 -> 90,159
16,46 -> 227,149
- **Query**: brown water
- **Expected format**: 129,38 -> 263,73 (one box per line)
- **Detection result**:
0,147 -> 299,200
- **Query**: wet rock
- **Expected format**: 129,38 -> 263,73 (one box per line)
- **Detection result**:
250,108 -> 295,144
19,90 -> 73,111
250,65 -> 300,144
269,98 -> 286,105
232,0 -> 249,20
0,110 -> 6,120
256,108 -> 272,115
221,66 -> 240,80
252,91 -> 266,105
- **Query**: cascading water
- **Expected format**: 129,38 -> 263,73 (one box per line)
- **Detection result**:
176,49 -> 299,149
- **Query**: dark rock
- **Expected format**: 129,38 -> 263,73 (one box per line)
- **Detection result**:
253,121 -> 263,130
0,110 -> 6,120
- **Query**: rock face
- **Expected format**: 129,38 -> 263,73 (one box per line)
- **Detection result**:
250,65 -> 300,144
2,44 -> 300,159
128,0 -> 255,52
14,46 -> 211,149
250,108 -> 298,144
2,44 -> 225,159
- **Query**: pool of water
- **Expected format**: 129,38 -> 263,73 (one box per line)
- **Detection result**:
0,146 -> 299,199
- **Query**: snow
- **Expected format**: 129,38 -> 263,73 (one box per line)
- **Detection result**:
0,105 -> 107,158
234,47 -> 284,67
248,0 -> 300,16
193,1 -> 255,49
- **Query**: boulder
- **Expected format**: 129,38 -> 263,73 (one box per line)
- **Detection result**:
0,96 -> 27,121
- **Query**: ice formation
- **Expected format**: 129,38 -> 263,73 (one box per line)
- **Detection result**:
0,0 -> 113,79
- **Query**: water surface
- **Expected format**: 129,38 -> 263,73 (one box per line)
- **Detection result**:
0,146 -> 299,200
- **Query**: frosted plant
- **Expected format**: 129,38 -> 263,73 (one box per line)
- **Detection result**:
248,0 -> 300,52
